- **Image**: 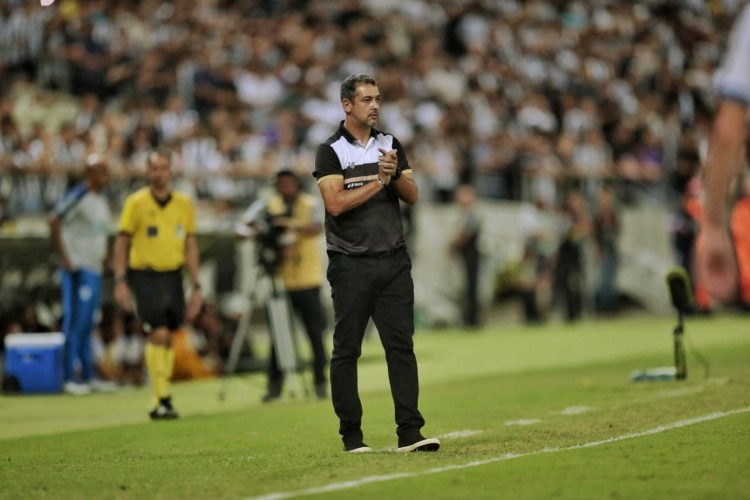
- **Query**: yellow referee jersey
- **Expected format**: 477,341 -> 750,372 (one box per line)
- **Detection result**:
118,187 -> 196,271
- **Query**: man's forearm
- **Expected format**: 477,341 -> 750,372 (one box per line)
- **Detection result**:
113,234 -> 130,277
391,173 -> 418,205
704,100 -> 747,226
184,235 -> 201,286
320,180 -> 384,217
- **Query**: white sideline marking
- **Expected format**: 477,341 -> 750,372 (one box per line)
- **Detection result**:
504,419 -> 542,426
248,407 -> 750,500
557,405 -> 596,416
437,430 -> 483,439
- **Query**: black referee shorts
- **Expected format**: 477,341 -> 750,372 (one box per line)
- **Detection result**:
127,268 -> 185,332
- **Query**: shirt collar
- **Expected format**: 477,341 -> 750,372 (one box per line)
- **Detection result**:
338,121 -> 380,145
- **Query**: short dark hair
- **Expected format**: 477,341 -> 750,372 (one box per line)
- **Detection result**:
276,169 -> 299,184
340,74 -> 377,102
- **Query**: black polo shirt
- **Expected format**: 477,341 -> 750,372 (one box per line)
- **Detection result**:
314,121 -> 412,256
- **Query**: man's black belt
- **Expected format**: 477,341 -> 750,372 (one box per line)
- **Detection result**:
328,247 -> 404,259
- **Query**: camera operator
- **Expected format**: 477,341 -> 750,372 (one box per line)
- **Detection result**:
239,170 -> 328,401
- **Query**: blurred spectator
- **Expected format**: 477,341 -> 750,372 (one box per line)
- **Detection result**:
553,190 -> 591,322
93,305 -> 144,388
517,236 -> 550,325
449,184 -> 482,328
191,302 -> 230,372
171,327 -> 216,381
522,132 -> 563,207
74,94 -> 101,135
12,303 -> 53,333
561,95 -> 600,139
571,128 -> 612,200
634,127 -> 666,201
156,94 -> 197,145
592,184 -> 620,313
427,137 -> 462,203
68,19 -> 112,98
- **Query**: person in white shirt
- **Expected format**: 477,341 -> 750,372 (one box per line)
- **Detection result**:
699,4 -> 750,303
49,155 -> 111,395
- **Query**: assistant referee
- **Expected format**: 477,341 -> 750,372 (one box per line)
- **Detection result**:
113,151 -> 203,420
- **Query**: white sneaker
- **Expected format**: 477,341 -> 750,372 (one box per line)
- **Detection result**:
346,446 -> 373,453
63,381 -> 92,396
396,437 -> 441,452
90,379 -> 118,393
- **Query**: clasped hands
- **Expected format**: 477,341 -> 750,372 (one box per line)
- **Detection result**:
377,147 -> 398,185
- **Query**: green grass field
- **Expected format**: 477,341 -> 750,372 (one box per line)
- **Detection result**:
1,314 -> 749,499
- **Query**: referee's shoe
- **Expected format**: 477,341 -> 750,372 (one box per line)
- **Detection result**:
396,436 -> 441,452
150,396 -> 179,420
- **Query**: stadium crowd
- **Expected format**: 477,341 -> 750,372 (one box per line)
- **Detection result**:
0,0 -> 746,385
0,0 -> 739,218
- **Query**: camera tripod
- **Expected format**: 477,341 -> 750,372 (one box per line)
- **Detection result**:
219,256 -> 308,401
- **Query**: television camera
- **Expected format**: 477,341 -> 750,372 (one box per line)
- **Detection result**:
221,207 -> 305,400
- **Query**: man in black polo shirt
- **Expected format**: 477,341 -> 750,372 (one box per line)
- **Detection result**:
314,73 -> 440,453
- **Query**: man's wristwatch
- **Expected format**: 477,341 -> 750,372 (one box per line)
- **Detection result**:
377,177 -> 386,186
114,275 -> 126,284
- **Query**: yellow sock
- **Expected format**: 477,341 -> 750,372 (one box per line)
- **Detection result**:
153,345 -> 169,401
144,343 -> 162,408
163,346 -> 175,396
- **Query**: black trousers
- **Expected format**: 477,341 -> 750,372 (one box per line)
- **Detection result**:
327,248 -> 425,446
266,286 -> 327,391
